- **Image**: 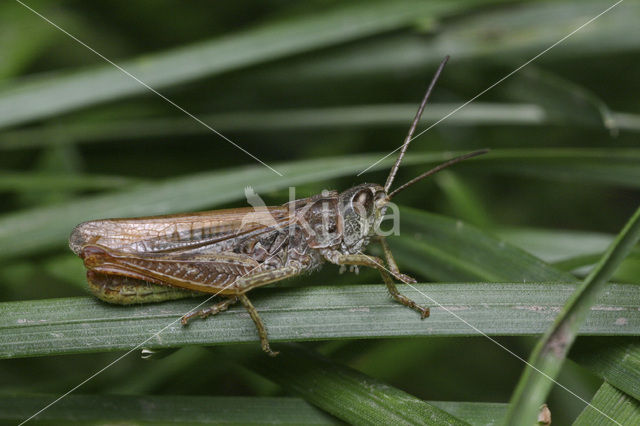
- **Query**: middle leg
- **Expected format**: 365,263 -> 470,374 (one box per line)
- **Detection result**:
182,265 -> 301,356
181,296 -> 239,325
228,266 -> 302,357
238,294 -> 278,357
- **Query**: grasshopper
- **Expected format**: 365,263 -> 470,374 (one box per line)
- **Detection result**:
70,57 -> 487,356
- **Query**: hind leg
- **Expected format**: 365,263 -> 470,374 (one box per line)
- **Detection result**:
181,296 -> 239,325
238,294 -> 278,357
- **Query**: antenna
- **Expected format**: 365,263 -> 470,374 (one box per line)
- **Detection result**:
388,149 -> 489,199
384,55 -> 450,193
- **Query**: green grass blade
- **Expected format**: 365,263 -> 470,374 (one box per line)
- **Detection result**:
0,103 -> 548,150
0,172 -> 142,191
280,0 -> 640,80
3,105 -> 638,150
496,228 -> 618,265
0,2 -> 65,80
1,394 -> 340,425
0,393 -> 513,425
0,0 -> 463,129
428,402 -> 507,426
435,171 -> 494,228
504,206 -> 640,425
246,343 -> 468,425
503,66 -> 617,131
433,0 -> 638,60
573,382 -> 640,426
497,227 -> 640,281
467,149 -> 640,189
571,338 -> 640,401
2,282 -> 638,359
392,207 -> 576,282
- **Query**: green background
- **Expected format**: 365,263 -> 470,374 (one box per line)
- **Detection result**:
1,0 -> 639,424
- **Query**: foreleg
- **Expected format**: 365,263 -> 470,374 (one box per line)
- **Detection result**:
377,237 -> 429,318
324,248 -> 429,318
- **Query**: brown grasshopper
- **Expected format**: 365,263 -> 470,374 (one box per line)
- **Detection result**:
69,57 -> 487,356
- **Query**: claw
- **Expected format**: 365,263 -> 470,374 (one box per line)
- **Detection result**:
181,313 -> 195,325
266,348 -> 280,357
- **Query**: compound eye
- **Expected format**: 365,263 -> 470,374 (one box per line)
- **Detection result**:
351,189 -> 373,217
374,191 -> 387,205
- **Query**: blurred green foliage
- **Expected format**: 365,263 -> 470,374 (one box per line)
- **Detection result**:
1,0 -> 639,424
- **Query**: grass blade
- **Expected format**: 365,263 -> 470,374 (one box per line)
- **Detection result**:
571,338 -> 640,401
504,206 -> 640,425
573,382 -> 640,426
0,0 -> 462,129
429,402 -> 507,426
503,66 -> 617,131
0,103 -> 549,150
246,343 -> 468,425
495,228 -> 618,265
279,1 -> 640,80
3,105 -> 638,150
1,394 -> 340,425
497,227 -> 640,281
392,207 -> 576,282
0,393 -> 513,425
466,149 -> 640,189
0,172 -> 142,191
1,282 -> 638,359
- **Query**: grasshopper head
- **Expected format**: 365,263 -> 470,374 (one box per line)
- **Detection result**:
337,57 -> 489,251
339,183 -> 388,248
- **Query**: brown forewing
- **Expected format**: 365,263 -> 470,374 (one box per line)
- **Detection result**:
69,206 -> 294,255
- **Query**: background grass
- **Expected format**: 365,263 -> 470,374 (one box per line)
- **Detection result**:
1,0 -> 639,424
